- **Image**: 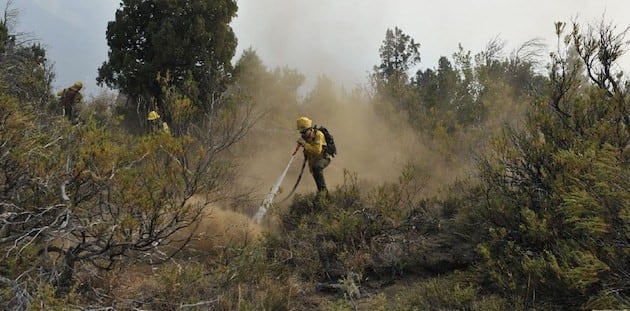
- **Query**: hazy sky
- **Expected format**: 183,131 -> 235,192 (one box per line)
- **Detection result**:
11,0 -> 630,96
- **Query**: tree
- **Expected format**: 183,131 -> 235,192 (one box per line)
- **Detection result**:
452,44 -> 481,125
229,50 -> 305,192
97,0 -> 238,120
231,48 -> 305,126
0,1 -> 54,107
302,74 -> 338,116
0,0 -> 15,53
473,20 -> 629,309
370,27 -> 421,124
233,47 -> 271,95
415,56 -> 458,111
0,19 -> 7,53
373,27 -> 421,86
414,56 -> 461,131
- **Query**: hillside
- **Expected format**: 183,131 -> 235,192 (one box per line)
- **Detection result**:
1,6 -> 628,310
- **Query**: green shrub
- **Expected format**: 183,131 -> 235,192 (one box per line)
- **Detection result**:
393,273 -> 513,310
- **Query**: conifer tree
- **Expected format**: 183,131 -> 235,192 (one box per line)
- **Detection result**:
97,0 -> 238,119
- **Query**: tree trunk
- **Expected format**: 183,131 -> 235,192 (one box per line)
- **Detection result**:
55,247 -> 79,296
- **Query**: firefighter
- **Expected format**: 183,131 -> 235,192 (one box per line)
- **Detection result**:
147,110 -> 171,135
57,81 -> 83,122
296,116 -> 331,194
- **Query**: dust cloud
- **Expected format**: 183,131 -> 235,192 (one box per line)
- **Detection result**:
229,82 -> 474,218
194,206 -> 263,245
191,73 -> 523,238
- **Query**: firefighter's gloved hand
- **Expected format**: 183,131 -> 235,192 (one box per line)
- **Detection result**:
297,138 -> 306,146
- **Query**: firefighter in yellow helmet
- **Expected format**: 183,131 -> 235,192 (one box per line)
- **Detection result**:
147,110 -> 171,135
296,116 -> 331,194
56,81 -> 83,122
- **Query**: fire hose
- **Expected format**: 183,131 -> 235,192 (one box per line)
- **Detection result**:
252,144 -> 303,223
277,154 -> 307,204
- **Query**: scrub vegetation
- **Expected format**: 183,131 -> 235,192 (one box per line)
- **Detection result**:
1,1 -> 628,310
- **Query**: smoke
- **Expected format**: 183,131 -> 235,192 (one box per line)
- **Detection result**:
191,64 -> 528,237
228,80 -> 474,217
174,202 -> 264,256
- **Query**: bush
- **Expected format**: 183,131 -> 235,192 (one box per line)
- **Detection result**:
393,272 -> 513,310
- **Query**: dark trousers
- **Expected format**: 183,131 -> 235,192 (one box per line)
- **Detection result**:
311,157 -> 331,192
63,105 -> 73,121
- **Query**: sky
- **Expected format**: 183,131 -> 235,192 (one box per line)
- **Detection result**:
10,0 -> 630,97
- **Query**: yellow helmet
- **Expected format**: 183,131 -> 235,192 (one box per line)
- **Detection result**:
148,110 -> 160,121
72,81 -> 83,90
296,116 -> 312,131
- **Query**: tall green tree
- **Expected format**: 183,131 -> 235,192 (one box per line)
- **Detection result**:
413,39 -> 544,134
415,56 -> 458,111
371,27 -> 421,123
451,44 -> 480,125
414,56 -> 461,131
373,27 -> 421,81
372,26 -> 420,94
97,0 -> 238,118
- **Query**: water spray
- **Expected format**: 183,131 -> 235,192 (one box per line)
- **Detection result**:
253,144 -> 301,223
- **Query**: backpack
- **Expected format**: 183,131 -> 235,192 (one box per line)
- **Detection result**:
60,88 -> 78,107
315,125 -> 337,157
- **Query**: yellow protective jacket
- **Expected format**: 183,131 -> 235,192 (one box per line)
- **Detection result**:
302,129 -> 328,165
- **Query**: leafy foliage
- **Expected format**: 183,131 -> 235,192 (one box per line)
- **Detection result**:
413,40 -> 545,133
373,27 -> 421,86
3,2 -> 629,308
471,21 -> 630,309
0,6 -> 54,107
97,0 -> 238,117
0,91 -> 251,305
370,27 -> 421,120
393,272 -> 512,310
271,169 -> 474,283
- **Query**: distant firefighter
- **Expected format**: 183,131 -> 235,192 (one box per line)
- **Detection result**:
147,110 -> 171,135
57,81 -> 83,122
